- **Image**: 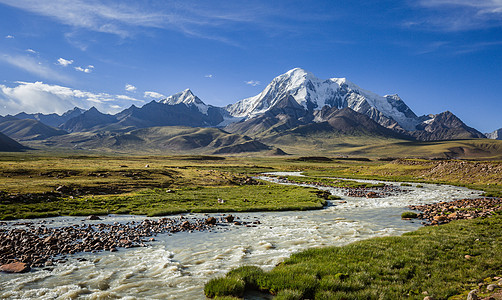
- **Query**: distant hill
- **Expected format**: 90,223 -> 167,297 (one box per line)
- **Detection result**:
14,107 -> 84,127
0,131 -> 26,151
39,126 -> 281,155
0,117 -> 67,140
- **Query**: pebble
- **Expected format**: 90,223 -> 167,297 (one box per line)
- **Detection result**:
408,198 -> 502,226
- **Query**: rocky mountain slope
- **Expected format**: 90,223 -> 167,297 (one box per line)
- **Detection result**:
0,131 -> 26,151
410,111 -> 485,141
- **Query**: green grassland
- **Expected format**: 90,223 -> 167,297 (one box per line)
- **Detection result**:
0,153 -> 501,220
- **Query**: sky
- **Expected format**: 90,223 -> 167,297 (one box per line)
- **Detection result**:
0,0 -> 501,132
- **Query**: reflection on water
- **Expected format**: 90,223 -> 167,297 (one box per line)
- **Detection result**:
0,174 -> 481,299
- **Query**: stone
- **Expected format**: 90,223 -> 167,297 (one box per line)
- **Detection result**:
87,215 -> 101,220
224,215 -> 234,223
423,296 -> 433,300
0,262 -> 30,273
181,221 -> 190,228
467,290 -> 478,300
365,191 -> 379,198
487,284 -> 499,292
205,217 -> 217,225
465,255 -> 472,260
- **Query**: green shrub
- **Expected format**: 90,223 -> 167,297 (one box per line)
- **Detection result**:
204,277 -> 245,298
401,212 -> 418,219
275,289 -> 303,300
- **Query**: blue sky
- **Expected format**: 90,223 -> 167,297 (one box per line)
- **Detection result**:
0,0 -> 501,132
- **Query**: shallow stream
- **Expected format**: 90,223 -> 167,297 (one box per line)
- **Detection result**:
0,173 -> 481,299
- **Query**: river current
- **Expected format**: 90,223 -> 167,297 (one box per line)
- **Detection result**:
0,173 -> 481,299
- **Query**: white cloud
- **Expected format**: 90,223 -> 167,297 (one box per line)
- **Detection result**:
144,91 -> 165,99
75,65 -> 94,73
0,53 -> 70,82
5,35 -> 14,39
117,94 -> 142,101
245,80 -> 260,86
57,57 -> 74,67
412,0 -> 502,31
26,49 -> 37,54
125,84 -> 137,92
205,74 -> 213,78
0,81 -> 145,115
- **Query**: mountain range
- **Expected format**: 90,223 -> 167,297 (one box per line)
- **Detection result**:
0,68 -> 499,155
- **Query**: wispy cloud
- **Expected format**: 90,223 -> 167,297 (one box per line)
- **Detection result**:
26,49 -> 37,54
0,81 -> 144,115
410,0 -> 502,31
75,65 -> 94,73
5,35 -> 14,39
205,74 -> 213,78
57,57 -> 74,67
0,53 -> 71,82
144,91 -> 165,99
0,0 -> 329,45
116,94 -> 141,101
125,84 -> 136,92
245,80 -> 260,86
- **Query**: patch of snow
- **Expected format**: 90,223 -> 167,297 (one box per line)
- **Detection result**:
161,89 -> 209,115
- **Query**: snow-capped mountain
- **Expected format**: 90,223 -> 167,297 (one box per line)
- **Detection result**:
226,68 -> 420,131
486,128 -> 502,140
160,89 -> 210,115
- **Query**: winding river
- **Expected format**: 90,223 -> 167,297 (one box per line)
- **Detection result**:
0,173 -> 481,299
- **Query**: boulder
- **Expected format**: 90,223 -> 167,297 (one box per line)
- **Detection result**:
224,215 -> 235,223
487,284 -> 499,292
205,217 -> 217,225
0,262 -> 30,273
467,290 -> 478,300
87,215 -> 101,220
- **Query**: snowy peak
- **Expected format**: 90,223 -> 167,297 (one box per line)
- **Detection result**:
486,128 -> 502,140
160,89 -> 209,114
226,68 -> 421,131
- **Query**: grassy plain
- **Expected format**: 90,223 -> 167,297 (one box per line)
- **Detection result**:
0,153 -> 501,220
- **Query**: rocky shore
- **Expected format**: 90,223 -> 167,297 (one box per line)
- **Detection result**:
0,214 -> 251,273
271,176 -> 408,198
408,197 -> 502,226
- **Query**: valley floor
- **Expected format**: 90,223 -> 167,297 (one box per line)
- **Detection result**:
0,153 -> 501,299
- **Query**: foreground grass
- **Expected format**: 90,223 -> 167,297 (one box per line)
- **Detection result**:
205,214 -> 502,299
0,183 -> 326,219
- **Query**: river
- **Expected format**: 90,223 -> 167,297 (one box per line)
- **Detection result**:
0,173 -> 481,299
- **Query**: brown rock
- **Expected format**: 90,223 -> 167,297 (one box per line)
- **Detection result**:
205,217 -> 217,225
0,262 -> 30,273
224,215 -> 235,223
365,192 -> 379,198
